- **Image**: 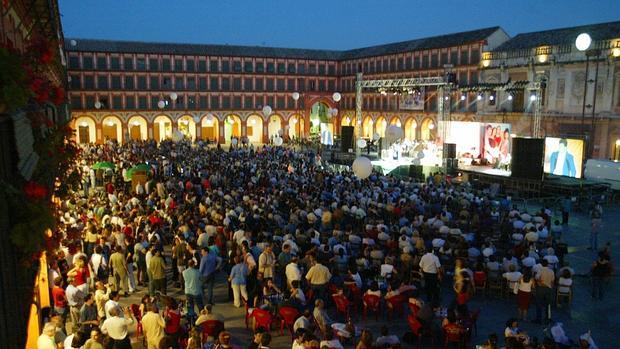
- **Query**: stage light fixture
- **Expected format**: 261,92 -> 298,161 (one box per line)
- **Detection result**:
489,95 -> 495,101
530,95 -> 537,101
476,94 -> 482,101
507,94 -> 513,101
460,95 -> 466,101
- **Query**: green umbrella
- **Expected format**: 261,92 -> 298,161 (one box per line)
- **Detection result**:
126,163 -> 151,179
92,161 -> 115,170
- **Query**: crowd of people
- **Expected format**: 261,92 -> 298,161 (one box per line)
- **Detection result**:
37,139 -> 611,349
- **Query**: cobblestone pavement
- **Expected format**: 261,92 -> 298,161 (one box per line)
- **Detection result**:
114,202 -> 619,349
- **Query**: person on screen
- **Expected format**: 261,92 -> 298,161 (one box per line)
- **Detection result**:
550,138 -> 576,177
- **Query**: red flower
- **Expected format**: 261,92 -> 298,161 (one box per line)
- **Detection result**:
23,181 -> 48,201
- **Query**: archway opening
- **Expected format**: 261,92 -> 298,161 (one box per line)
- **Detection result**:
268,114 -> 283,141
101,115 -> 122,144
389,117 -> 402,127
404,118 -> 418,141
178,115 -> 196,141
127,115 -> 148,141
201,115 -> 219,142
310,102 -> 333,144
420,118 -> 435,141
375,116 -> 387,138
74,116 -> 96,144
153,115 -> 173,142
362,116 -> 373,138
247,114 -> 264,144
288,114 -> 304,140
224,115 -> 241,143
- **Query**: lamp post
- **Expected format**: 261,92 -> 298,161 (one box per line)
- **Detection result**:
575,33 -> 601,157
291,92 -> 301,141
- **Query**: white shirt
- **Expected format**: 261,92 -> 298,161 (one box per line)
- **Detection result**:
419,252 -> 441,274
65,285 -> 84,307
104,299 -> 122,319
285,262 -> 302,284
101,316 -> 134,340
293,316 -> 310,332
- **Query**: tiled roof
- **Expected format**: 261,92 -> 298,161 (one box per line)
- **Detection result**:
339,27 -> 501,59
64,26 -> 501,61
494,20 -> 620,51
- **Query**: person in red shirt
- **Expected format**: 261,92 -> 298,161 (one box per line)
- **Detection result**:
163,297 -> 182,344
52,277 -> 68,321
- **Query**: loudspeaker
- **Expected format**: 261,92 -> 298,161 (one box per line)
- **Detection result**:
409,165 -> 423,179
341,126 -> 354,152
443,143 -> 456,159
511,137 -> 544,180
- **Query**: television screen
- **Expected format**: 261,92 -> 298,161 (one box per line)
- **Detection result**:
543,137 -> 584,178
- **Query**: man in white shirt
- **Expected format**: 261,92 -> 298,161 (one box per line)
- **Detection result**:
419,249 -> 442,306
285,255 -> 302,288
104,291 -> 123,319
293,310 -> 312,332
65,278 -> 84,327
100,306 -> 134,348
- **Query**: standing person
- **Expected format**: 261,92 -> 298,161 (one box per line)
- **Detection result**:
589,202 -> 603,251
516,270 -> 535,321
65,277 -> 85,328
149,248 -> 167,295
199,247 -> 217,305
419,248 -> 442,307
141,304 -> 166,349
561,196 -> 572,225
305,255 -> 331,303
79,294 -> 100,332
229,255 -> 249,307
591,252 -> 611,300
100,306 -> 134,349
258,243 -> 276,279
94,281 -> 111,320
183,259 -> 204,317
285,254 -> 302,289
534,260 -> 555,324
51,277 -> 68,323
109,246 -> 129,296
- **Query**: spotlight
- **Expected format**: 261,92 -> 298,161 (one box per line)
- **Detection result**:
477,94 -> 482,101
460,95 -> 466,101
489,95 -> 495,101
444,96 -> 449,101
507,94 -> 513,101
530,95 -> 537,101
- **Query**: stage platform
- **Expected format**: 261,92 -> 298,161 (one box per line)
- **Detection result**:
458,164 -> 511,177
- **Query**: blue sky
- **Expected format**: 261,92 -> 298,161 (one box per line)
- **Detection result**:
59,0 -> 620,49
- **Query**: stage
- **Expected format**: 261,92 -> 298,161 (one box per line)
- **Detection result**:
458,164 -> 511,177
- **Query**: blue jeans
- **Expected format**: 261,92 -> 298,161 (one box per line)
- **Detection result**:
202,274 -> 215,305
186,293 -> 204,317
535,286 -> 553,322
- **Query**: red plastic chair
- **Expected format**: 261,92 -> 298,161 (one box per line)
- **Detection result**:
386,294 -> 406,319
407,314 -> 435,349
278,306 -> 300,337
251,308 -> 274,332
332,294 -> 351,320
408,302 -> 420,316
443,323 -> 465,348
362,294 -> 381,320
473,271 -> 487,295
346,283 -> 363,311
130,304 -> 143,339
201,320 -> 224,342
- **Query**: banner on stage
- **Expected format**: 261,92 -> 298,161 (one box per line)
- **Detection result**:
399,88 -> 425,110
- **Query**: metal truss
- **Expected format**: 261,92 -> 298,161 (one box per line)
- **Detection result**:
356,76 -> 447,89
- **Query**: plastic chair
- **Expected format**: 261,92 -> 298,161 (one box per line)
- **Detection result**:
332,293 -> 351,320
386,294 -> 406,319
473,271 -> 487,296
362,294 -> 381,320
443,323 -> 465,348
346,283 -> 363,311
556,285 -> 572,307
407,314 -> 435,349
251,308 -> 274,332
278,306 -> 300,337
201,320 -> 224,342
130,304 -> 143,339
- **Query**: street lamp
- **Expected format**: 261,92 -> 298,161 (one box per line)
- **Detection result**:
575,32 -> 601,157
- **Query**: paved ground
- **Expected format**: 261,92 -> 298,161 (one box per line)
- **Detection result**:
112,201 -> 619,348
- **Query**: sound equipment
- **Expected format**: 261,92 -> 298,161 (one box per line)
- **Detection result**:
511,137 -> 544,180
341,126 -> 354,152
443,143 -> 456,159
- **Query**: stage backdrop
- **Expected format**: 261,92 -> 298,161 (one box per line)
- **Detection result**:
439,121 -> 482,159
544,137 -> 584,178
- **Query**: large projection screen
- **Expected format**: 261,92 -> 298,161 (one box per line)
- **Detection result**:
543,137 -> 584,178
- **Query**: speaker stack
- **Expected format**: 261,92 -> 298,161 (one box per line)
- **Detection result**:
341,126 -> 354,152
442,143 -> 457,174
511,138 -> 544,180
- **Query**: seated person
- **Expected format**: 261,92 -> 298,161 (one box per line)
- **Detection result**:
319,328 -> 344,349
312,299 -> 333,335
375,326 -> 400,348
364,282 -> 381,298
195,304 -> 224,326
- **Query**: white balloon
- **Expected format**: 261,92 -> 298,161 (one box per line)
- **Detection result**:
357,138 -> 367,148
332,92 -> 341,102
94,101 -> 102,109
157,100 -> 166,109
274,137 -> 283,146
231,138 -> 238,145
262,105 -> 272,117
292,92 -> 300,101
170,92 -> 178,101
372,133 -> 380,141
70,39 -> 77,46
385,125 -> 404,141
352,156 -> 372,179
171,130 -> 184,142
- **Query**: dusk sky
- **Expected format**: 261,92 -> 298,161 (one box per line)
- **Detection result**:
59,0 -> 620,50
